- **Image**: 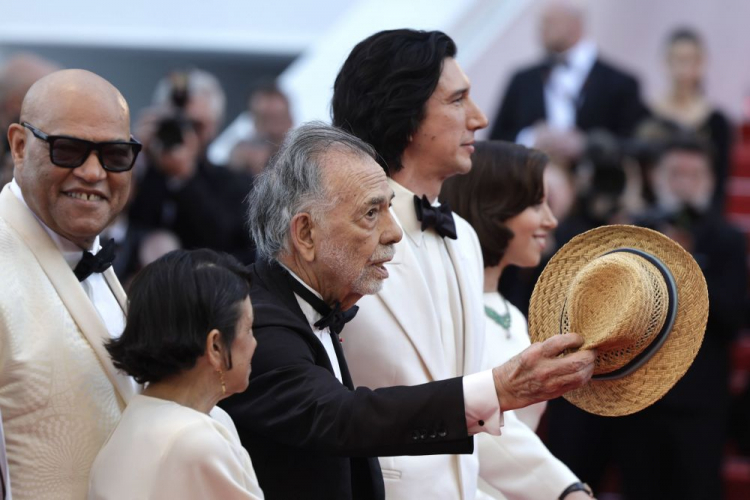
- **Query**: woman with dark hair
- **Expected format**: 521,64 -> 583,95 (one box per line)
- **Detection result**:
637,27 -> 732,208
443,140 -> 557,426
88,249 -> 263,499
442,141 -> 592,500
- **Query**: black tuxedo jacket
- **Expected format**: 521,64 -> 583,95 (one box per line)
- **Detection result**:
220,259 -> 473,500
489,58 -> 648,142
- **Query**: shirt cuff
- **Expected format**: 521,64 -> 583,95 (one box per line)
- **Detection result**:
463,370 -> 503,436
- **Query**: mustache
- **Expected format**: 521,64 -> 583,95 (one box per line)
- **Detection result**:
370,245 -> 396,263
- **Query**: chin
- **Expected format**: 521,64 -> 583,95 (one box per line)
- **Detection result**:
454,158 -> 473,175
353,277 -> 384,296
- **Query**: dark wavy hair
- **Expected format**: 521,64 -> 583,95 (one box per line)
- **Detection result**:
332,29 -> 457,174
106,249 -> 252,384
440,141 -> 548,267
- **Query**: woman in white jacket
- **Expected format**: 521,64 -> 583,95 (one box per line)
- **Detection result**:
88,249 -> 263,500
442,141 -> 593,500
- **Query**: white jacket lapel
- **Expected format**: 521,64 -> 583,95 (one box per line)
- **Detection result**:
378,235 -> 449,381
0,186 -> 137,404
444,233 -> 485,375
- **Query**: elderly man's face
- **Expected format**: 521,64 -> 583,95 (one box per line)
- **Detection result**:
315,151 -> 402,302
11,75 -> 133,249
402,58 -> 488,179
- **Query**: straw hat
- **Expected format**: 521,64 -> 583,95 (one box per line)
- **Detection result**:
528,225 -> 708,417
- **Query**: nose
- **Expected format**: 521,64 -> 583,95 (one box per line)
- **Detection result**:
467,96 -> 488,131
250,334 -> 258,357
73,150 -> 107,183
542,200 -> 558,230
381,208 -> 403,245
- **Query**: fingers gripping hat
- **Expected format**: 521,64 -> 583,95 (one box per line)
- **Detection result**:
529,225 -> 708,416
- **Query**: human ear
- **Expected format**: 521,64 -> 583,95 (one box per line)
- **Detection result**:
205,329 -> 227,370
7,123 -> 27,172
289,212 -> 317,263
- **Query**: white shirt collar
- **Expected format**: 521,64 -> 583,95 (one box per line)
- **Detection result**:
561,38 -> 597,76
9,177 -> 100,271
278,262 -> 325,329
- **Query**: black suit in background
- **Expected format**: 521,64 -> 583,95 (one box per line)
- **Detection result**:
489,58 -> 648,142
128,159 -> 255,264
220,259 -> 473,500
613,213 -> 747,500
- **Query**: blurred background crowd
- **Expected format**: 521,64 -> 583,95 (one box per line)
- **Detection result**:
1,0 -> 750,498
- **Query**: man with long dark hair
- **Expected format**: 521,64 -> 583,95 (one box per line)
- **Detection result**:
333,29 -> 595,500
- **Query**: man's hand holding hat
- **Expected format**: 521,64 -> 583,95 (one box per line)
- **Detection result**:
492,332 -> 596,411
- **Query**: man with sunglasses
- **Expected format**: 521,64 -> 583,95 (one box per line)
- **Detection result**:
0,69 -> 139,500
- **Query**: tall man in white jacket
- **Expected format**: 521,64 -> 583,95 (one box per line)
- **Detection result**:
333,29 -> 593,500
0,69 -> 139,499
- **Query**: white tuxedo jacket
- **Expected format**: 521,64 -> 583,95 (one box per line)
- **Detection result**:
343,180 -> 577,500
344,180 -> 490,500
0,185 -> 137,500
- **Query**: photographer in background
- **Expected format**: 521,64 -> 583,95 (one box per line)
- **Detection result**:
128,69 -> 254,264
615,135 -> 747,500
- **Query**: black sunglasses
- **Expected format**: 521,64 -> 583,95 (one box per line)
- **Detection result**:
23,122 -> 142,173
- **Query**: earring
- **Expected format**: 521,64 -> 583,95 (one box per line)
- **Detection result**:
217,369 -> 226,396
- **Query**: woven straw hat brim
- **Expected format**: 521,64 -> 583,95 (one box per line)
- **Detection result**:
528,225 -> 708,417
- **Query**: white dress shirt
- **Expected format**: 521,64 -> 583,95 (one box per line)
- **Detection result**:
282,265 -> 344,384
516,39 -> 598,146
10,178 -> 126,341
544,39 -> 598,131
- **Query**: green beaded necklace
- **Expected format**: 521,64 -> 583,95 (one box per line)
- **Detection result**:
484,296 -> 512,338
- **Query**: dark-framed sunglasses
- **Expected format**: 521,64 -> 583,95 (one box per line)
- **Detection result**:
22,122 -> 142,173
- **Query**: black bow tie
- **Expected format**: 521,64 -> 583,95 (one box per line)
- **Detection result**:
73,238 -> 116,282
414,195 -> 457,239
286,271 -> 359,335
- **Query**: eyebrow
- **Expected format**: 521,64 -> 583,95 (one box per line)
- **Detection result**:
447,87 -> 469,100
364,191 -> 395,208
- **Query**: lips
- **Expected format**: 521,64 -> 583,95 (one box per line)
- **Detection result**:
371,263 -> 389,279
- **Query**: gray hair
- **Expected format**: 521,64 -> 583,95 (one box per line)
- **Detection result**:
247,121 -> 377,262
152,68 -> 226,122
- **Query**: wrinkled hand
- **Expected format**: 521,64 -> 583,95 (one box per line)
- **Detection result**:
492,333 -> 595,411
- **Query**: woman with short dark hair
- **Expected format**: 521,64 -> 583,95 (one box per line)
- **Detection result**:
442,141 -> 592,500
88,249 -> 263,500
443,140 -> 556,428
